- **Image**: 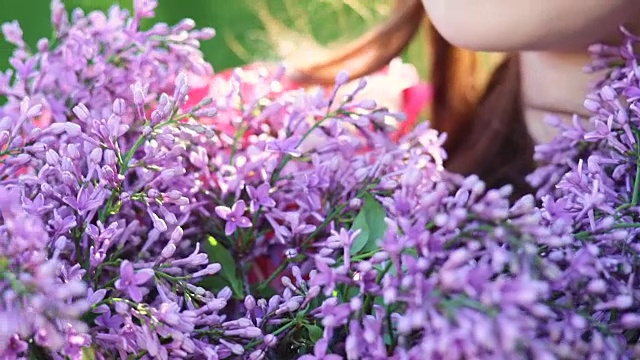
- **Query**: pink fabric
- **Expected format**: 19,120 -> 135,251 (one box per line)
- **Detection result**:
398,82 -> 432,140
185,60 -> 432,141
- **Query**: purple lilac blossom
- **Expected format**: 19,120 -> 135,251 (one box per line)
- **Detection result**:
2,1 -> 640,359
215,200 -> 253,235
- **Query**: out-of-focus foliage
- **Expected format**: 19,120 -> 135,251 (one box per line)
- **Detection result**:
0,0 -> 420,72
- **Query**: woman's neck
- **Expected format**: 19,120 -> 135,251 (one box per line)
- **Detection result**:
519,50 -> 598,144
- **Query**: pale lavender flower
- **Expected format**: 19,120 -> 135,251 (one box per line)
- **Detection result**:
266,136 -> 302,157
247,183 -> 276,212
1,21 -> 24,47
114,261 -> 154,302
215,200 -> 252,235
3,1 -> 639,358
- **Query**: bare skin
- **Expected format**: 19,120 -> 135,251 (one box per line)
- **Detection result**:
421,0 -> 640,143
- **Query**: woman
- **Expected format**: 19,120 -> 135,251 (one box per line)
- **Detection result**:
285,0 -> 640,197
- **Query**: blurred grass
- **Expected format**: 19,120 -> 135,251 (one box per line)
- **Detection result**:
0,0 -> 427,74
0,0 -> 269,70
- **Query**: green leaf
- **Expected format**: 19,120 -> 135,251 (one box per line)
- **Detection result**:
350,210 -> 370,254
28,347 -> 43,360
350,193 -> 387,255
203,236 -> 244,298
82,347 -> 97,360
383,333 -> 393,346
305,324 -> 323,342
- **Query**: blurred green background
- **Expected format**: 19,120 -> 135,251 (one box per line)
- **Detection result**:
0,0 -> 425,73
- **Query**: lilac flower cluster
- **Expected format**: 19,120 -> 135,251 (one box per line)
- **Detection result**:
527,27 -> 640,358
2,1 -> 640,359
0,187 -> 89,357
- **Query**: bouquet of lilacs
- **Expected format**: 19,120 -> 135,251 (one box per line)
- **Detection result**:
2,1 -> 640,360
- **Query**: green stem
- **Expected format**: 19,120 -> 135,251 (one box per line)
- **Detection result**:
362,262 -> 393,315
271,319 -> 298,336
230,125 -> 248,160
269,154 -> 291,186
120,132 -> 149,175
375,262 -> 393,283
257,260 -> 290,291
268,111 -> 346,186
385,307 -> 397,354
246,319 -> 298,348
300,203 -> 348,248
612,222 -> 640,229
98,117 -> 180,223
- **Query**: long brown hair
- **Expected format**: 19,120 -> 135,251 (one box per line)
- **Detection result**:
288,0 -> 535,195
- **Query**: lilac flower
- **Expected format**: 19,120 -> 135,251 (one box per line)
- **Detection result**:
114,261 -> 154,302
266,136 -> 302,157
3,1 -> 640,358
1,21 -> 24,47
247,183 -> 276,212
326,228 -> 360,250
134,0 -> 157,19
215,200 -> 252,235
310,258 -> 339,296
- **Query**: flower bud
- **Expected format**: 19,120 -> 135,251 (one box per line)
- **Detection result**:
218,287 -> 233,300
194,107 -> 218,118
268,295 -> 281,311
243,327 -> 262,338
600,85 -> 617,101
130,82 -> 147,106
584,98 -> 600,113
370,252 -> 388,263
586,279 -> 607,294
48,122 -> 82,136
206,298 -> 227,311
161,243 -> 176,258
147,209 -> 167,232
6,153 -> 30,166
281,276 -> 293,288
621,313 -> 640,329
263,334 -> 277,347
147,189 -> 160,199
45,149 -> 60,166
61,171 -> 76,186
0,131 -> 9,148
112,98 -> 126,116
192,263 -> 222,278
73,103 -> 90,121
40,182 -> 53,196
115,301 -> 129,314
335,70 -> 350,87
244,295 -> 256,311
220,339 -> 244,355
357,99 -> 377,110
37,38 -> 49,51
349,297 -> 362,311
249,350 -> 265,360
26,104 -> 43,118
348,198 -> 362,210
158,206 -> 177,225
103,149 -> 116,166
170,226 -> 184,242
186,284 -> 206,296
89,147 -> 102,164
